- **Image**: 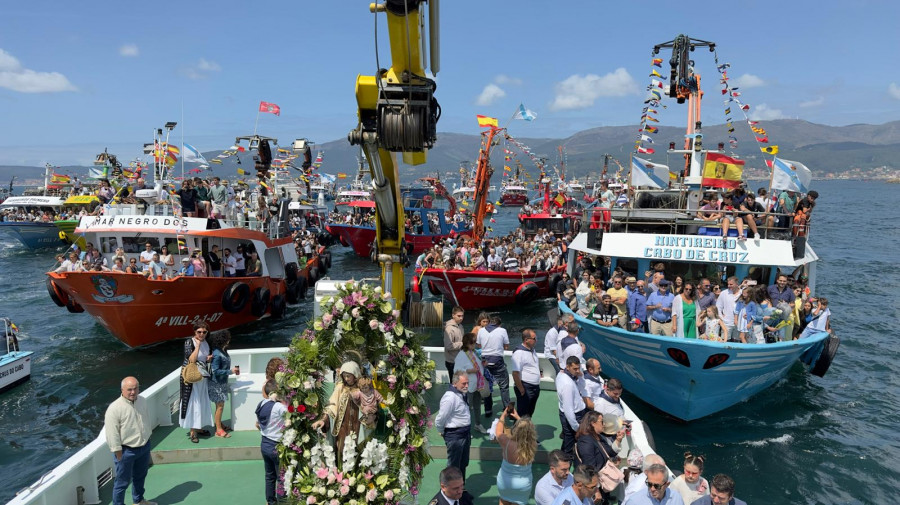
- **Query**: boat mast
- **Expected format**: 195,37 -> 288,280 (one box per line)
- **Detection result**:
471,127 -> 502,240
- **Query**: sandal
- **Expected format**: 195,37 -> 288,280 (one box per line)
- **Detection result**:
197,429 -> 211,436
190,433 -> 199,443
215,429 -> 231,438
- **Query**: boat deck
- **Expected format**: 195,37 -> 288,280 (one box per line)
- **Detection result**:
96,385 -> 560,504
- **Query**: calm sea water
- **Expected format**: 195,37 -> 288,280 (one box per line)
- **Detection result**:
0,180 -> 896,504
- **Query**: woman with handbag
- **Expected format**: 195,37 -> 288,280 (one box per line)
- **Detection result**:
207,330 -> 239,438
454,332 -> 489,433
575,412 -> 624,504
180,322 -> 214,443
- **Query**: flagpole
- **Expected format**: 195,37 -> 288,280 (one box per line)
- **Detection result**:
253,104 -> 261,136
181,98 -> 185,182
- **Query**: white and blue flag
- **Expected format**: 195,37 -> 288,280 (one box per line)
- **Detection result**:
182,143 -> 208,164
513,103 -> 537,122
772,158 -> 812,193
631,156 -> 669,189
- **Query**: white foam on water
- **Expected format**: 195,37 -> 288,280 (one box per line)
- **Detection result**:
741,434 -> 794,447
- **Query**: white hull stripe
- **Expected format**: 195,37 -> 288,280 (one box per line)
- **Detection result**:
620,349 -> 679,367
605,334 -> 662,349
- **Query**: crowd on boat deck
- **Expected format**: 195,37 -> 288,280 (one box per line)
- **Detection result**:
438,308 -> 748,505
555,255 -> 828,343
327,207 -> 475,233
416,229 -> 572,273
0,208 -> 60,222
695,186 -> 819,240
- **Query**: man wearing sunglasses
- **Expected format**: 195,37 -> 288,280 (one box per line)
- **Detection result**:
622,463 -> 682,505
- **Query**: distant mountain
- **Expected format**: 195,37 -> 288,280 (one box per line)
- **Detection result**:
3,119 -> 899,184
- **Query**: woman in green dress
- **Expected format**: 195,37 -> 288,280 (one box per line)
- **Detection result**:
673,282 -> 698,338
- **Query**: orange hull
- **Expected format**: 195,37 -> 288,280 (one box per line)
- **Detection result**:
48,272 -> 289,348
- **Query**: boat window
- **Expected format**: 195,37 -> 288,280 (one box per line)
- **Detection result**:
122,236 -> 160,253
616,259 -> 639,278
746,266 -> 771,286
659,261 -> 736,286
163,237 -> 180,254
100,236 -> 119,254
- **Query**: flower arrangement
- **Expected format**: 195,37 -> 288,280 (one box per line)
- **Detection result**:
276,281 -> 435,505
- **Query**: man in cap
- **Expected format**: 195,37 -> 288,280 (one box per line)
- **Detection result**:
177,257 -> 194,276
646,279 -> 675,336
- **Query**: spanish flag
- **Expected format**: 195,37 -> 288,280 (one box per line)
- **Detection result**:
553,193 -> 566,207
702,152 -> 744,189
476,115 -> 498,128
761,146 -> 779,155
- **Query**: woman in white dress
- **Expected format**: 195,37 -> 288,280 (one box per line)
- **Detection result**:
180,322 -> 213,443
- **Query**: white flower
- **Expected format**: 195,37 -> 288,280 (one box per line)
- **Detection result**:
301,433 -> 310,444
285,417 -> 292,428
328,490 -> 335,498
400,389 -> 408,398
282,429 -> 297,446
303,380 -> 314,390
399,424 -> 409,444
335,300 -> 346,312
349,476 -> 356,487
374,286 -> 382,294
409,349 -> 415,358
386,419 -> 393,428
424,381 -> 432,390
357,484 -> 366,494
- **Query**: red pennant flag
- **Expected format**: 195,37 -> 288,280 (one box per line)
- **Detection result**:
259,101 -> 281,116
637,147 -> 655,154
741,104 -> 750,111
756,136 -> 769,143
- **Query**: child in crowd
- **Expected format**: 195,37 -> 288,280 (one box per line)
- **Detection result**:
698,306 -> 727,342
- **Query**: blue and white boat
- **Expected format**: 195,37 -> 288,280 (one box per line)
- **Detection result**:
0,196 -> 66,250
0,318 -> 32,394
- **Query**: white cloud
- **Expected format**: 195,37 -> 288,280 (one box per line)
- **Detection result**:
749,103 -> 785,121
799,96 -> 825,108
181,58 -> 222,80
0,48 -> 76,93
550,68 -> 637,111
889,83 -> 900,100
119,44 -> 139,57
494,74 -> 522,86
732,73 -> 766,88
476,83 -> 506,106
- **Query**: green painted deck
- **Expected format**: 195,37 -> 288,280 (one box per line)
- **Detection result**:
102,385 -> 564,504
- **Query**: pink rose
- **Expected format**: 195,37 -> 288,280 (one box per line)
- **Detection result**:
392,309 -> 400,318
366,488 -> 378,502
307,497 -> 316,505
330,500 -> 340,505
384,490 -> 394,500
326,472 -> 336,484
369,320 -> 379,330
352,307 -> 361,318
322,313 -> 333,325
340,485 -> 350,496
315,467 -> 329,479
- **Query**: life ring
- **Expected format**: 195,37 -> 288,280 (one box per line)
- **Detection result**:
810,334 -> 840,377
548,273 -> 562,295
270,294 -> 286,319
251,287 -> 271,317
515,282 -> 540,305
285,262 -> 299,283
285,279 -> 301,304
222,282 -> 250,313
589,208 -> 611,231
58,231 -> 67,241
65,298 -> 84,313
427,280 -> 441,297
47,278 -> 68,307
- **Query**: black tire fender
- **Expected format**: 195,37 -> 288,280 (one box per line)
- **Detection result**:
285,280 -> 301,304
297,275 -> 308,300
309,267 -> 319,283
222,282 -> 250,313
810,334 -> 840,378
47,278 -> 67,307
65,298 -> 84,313
285,262 -> 299,283
515,282 -> 540,305
427,280 -> 441,297
548,273 -> 562,295
270,294 -> 286,319
251,287 -> 271,317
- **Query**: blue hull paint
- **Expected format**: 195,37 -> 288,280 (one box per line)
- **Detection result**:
0,222 -> 63,250
560,302 -> 830,421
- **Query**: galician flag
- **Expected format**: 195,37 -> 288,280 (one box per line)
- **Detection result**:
771,158 -> 812,193
513,103 -> 537,122
182,143 -> 208,164
631,156 -> 670,189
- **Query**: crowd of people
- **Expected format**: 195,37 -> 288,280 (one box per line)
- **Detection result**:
439,308 -> 748,505
556,258 -> 828,343
415,229 -> 570,273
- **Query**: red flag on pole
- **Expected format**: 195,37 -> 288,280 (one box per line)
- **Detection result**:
259,101 -> 281,116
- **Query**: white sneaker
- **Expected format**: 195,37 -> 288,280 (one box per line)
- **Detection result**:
753,233 -> 760,240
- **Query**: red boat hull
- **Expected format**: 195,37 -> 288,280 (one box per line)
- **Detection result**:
500,193 -> 529,206
48,272 -> 289,348
327,224 -> 460,258
417,266 -> 566,310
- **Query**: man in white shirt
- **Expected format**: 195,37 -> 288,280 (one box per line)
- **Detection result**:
544,315 -> 566,374
435,371 -> 472,482
557,321 -> 585,368
556,356 -> 588,456
511,328 -> 541,417
715,276 -> 742,342
139,242 -> 156,270
222,248 -> 237,277
583,358 -> 606,405
104,376 -> 156,505
534,450 -> 575,505
477,315 -> 510,412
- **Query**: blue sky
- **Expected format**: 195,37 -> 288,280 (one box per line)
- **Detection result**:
1,0 -> 898,166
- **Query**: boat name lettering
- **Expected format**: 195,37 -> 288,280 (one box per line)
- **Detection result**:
0,363 -> 25,378
644,236 -> 749,264
459,286 -> 514,297
595,351 -> 645,383
91,216 -> 189,228
154,313 -> 224,327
